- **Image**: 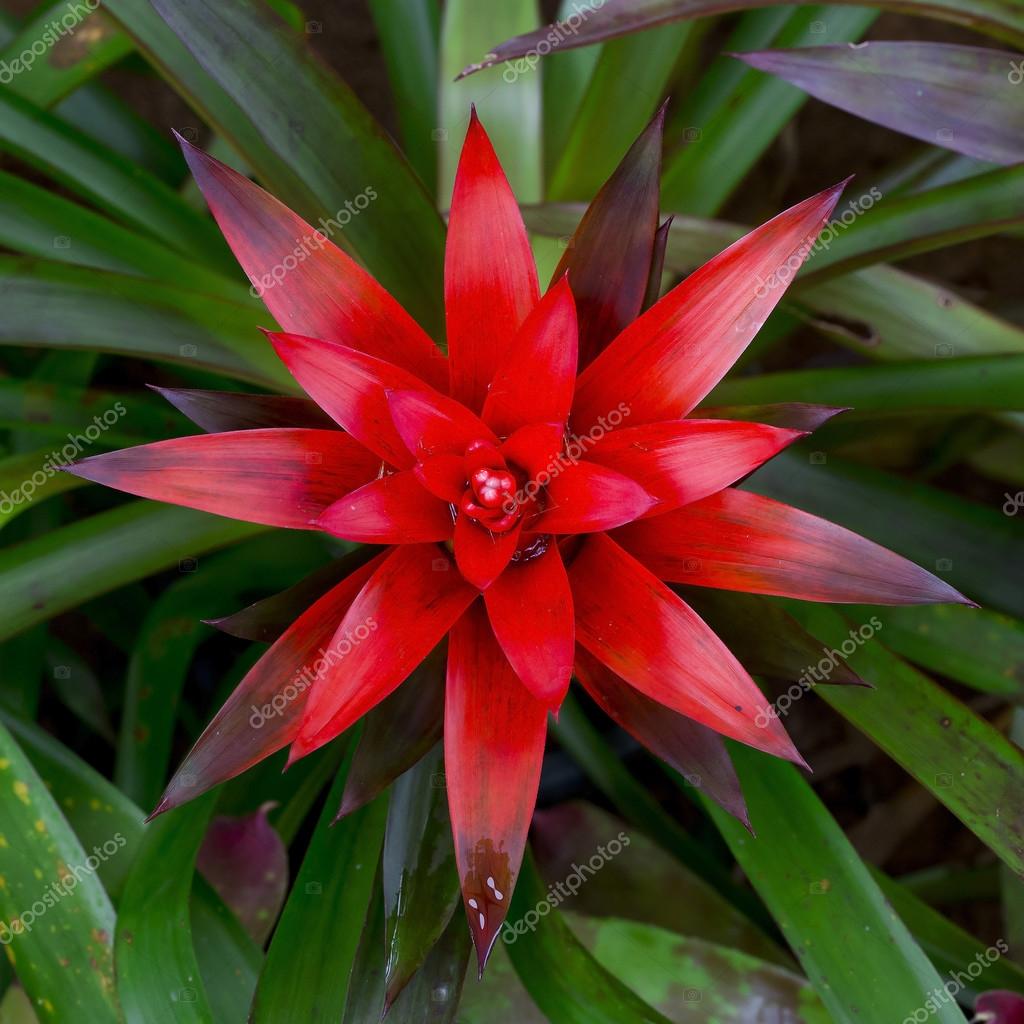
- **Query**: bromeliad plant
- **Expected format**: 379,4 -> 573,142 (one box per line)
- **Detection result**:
2,0 -> 1024,1021
68,110 -> 969,969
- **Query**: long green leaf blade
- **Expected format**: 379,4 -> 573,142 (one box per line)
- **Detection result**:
0,503 -> 264,642
251,750 -> 387,1022
0,721 -> 120,1022
706,747 -> 964,1024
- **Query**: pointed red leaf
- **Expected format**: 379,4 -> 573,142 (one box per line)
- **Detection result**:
292,544 -> 477,759
317,470 -> 454,543
484,545 -> 574,707
552,105 -> 665,367
266,331 -> 438,468
614,488 -> 972,605
500,422 -> 565,480
151,386 -> 335,432
574,647 -> 749,826
531,462 -> 656,534
414,454 -> 468,503
568,533 -> 804,764
585,419 -> 804,512
482,276 -> 578,435
153,551 -> 388,815
179,136 -> 446,389
65,429 -> 379,530
445,603 -> 548,972
387,389 -> 497,461
446,110 -> 540,412
334,644 -> 446,820
454,515 -> 522,591
572,181 -> 847,431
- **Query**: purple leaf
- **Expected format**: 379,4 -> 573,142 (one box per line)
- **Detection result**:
551,104 -> 666,368
196,802 -> 289,945
208,549 -> 381,643
696,402 -> 849,432
735,42 -> 1024,165
459,1 -> 1024,77
152,386 -> 336,432
977,991 -> 1024,1024
574,647 -> 750,826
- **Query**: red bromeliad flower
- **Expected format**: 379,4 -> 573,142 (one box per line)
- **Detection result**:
67,109 -> 970,971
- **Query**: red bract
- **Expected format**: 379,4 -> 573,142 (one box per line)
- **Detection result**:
66,109 -> 971,972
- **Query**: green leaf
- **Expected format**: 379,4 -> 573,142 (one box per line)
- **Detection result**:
872,868 -> 1024,1000
1,714 -> 261,1018
382,744 -> 461,1009
122,0 -> 446,337
0,720 -> 120,1022
709,354 -> 1024,413
552,694 -> 778,937
368,0 -> 440,195
531,800 -> 790,966
546,22 -> 694,202
117,535 -> 328,809
0,1 -> 133,107
44,635 -> 115,743
661,6 -> 877,216
0,713 -> 143,900
706,747 -> 965,1024
502,852 -> 675,1024
0,90 -> 233,269
786,602 -> 1024,878
439,0 -> 543,204
846,604 -> 1024,699
0,378 -> 183,447
115,795 -> 218,1024
386,906 -> 471,1023
0,503 -> 265,643
0,449 -> 85,532
54,85 -> 185,182
541,0 -> 604,183
250,749 -> 387,1023
800,164 -> 1024,285
0,169 -> 246,295
572,916 -> 831,1023
0,259 -> 289,389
